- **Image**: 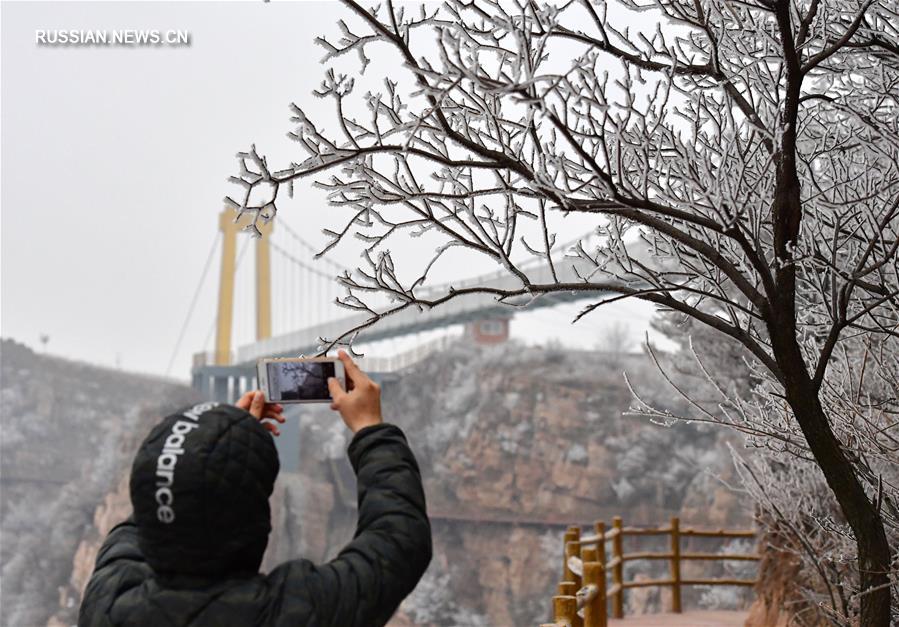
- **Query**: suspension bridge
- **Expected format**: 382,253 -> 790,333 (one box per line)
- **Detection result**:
184,207 -> 634,403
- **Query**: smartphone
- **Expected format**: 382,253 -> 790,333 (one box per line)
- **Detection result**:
256,357 -> 346,404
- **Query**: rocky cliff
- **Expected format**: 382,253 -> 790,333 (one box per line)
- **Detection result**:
0,339 -> 199,627
2,337 -> 755,626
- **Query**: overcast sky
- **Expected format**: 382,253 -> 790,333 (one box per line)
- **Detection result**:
1,0 -> 665,381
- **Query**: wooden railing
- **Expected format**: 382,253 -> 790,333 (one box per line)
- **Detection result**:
540,516 -> 759,627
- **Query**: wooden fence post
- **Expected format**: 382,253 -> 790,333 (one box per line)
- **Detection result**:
670,516 -> 682,613
553,595 -> 578,626
612,516 -> 624,618
562,530 -> 576,583
593,521 -> 608,627
562,528 -> 579,583
559,581 -> 578,596
566,538 -> 583,589
559,580 -> 583,627
581,547 -> 605,627
594,521 -> 606,561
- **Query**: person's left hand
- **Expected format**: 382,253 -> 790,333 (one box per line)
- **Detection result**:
236,390 -> 286,436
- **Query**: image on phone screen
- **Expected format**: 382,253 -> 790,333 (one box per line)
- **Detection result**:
267,361 -> 335,401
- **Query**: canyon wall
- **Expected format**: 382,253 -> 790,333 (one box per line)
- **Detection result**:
2,338 -> 756,626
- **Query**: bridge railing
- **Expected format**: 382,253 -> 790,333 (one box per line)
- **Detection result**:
540,516 -> 759,627
355,334 -> 455,373
193,334 -> 454,383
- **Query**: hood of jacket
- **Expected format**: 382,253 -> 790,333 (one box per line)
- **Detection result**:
129,402 -> 279,578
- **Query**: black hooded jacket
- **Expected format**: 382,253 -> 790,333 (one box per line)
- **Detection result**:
78,403 -> 432,627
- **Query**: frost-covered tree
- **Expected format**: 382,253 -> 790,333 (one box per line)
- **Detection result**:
228,1 -> 898,622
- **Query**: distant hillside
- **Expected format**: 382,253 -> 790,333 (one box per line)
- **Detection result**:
0,339 -> 198,627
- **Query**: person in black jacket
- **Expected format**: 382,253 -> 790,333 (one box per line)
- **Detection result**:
79,350 -> 432,627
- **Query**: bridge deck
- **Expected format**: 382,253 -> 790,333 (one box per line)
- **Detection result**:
609,611 -> 748,626
233,245 -> 637,363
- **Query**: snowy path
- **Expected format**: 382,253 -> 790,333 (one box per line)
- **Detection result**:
608,610 -> 748,626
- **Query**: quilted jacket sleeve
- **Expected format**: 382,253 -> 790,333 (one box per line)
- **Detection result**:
78,516 -> 152,626
266,423 -> 432,627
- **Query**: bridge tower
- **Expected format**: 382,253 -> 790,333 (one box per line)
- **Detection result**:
191,208 -> 274,404
214,207 -> 273,366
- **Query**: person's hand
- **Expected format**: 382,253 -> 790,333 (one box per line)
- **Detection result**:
235,390 -> 286,436
328,350 -> 382,434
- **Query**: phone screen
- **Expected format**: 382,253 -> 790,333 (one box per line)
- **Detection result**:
266,361 -> 336,402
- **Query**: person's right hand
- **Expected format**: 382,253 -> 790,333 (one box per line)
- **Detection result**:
328,349 -> 383,434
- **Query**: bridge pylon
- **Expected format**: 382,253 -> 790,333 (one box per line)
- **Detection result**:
214,208 -> 273,366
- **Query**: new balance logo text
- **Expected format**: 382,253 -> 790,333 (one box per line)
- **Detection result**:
154,402 -> 218,523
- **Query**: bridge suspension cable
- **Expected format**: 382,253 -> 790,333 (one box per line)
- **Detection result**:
268,237 -> 345,334
274,219 -> 352,274
166,232 -> 221,377
269,240 -> 342,281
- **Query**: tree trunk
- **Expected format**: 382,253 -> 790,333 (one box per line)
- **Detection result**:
771,326 -> 892,625
766,10 -> 892,613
